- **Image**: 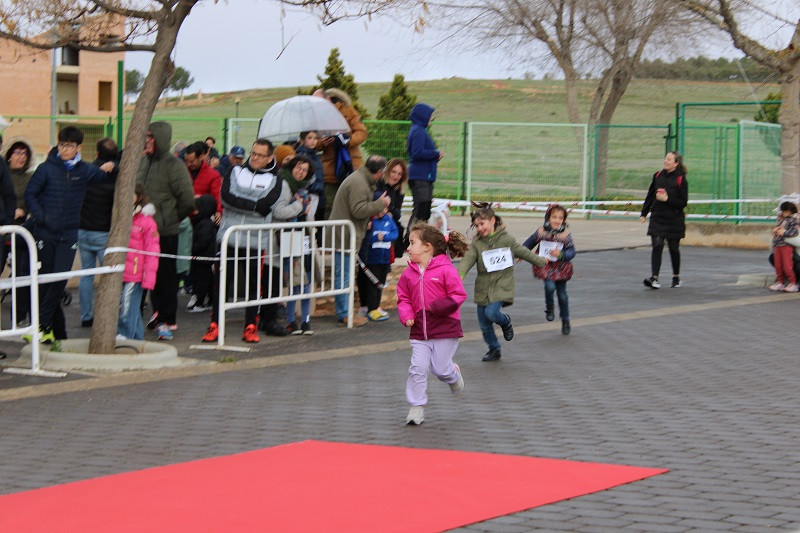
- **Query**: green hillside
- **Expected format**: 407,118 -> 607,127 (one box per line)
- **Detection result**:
149,77 -> 779,125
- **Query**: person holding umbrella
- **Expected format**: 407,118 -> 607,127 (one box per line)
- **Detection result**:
312,88 -> 368,220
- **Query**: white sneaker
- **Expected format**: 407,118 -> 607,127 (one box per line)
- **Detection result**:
186,294 -> 198,309
769,283 -> 786,291
406,406 -> 424,425
784,283 -> 799,293
187,304 -> 210,313
115,334 -> 127,341
449,363 -> 464,395
377,308 -> 390,319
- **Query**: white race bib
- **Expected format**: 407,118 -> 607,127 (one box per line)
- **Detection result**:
482,247 -> 513,272
538,240 -> 563,258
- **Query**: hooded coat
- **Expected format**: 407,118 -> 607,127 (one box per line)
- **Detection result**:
407,103 -> 440,183
458,226 -> 546,306
397,254 -> 466,340
24,147 -> 112,240
123,203 -> 159,290
136,122 -> 195,237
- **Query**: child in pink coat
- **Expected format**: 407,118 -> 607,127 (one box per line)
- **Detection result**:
397,222 -> 470,425
118,184 -> 160,340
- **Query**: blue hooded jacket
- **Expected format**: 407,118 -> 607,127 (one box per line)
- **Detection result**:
24,148 -> 114,241
407,103 -> 440,183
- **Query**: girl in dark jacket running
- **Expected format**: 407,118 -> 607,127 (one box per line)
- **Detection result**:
640,151 -> 689,289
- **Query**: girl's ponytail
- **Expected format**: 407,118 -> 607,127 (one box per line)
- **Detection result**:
409,222 -> 469,259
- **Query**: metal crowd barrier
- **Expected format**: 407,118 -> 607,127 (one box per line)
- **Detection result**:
214,220 -> 356,348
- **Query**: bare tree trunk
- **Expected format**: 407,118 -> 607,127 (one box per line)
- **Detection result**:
780,64 -> 800,194
89,10 -> 186,354
563,67 -> 583,125
593,70 -> 632,197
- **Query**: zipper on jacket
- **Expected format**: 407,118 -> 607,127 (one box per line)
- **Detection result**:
419,267 -> 427,340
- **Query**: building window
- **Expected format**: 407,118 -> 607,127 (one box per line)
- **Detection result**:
61,46 -> 79,66
98,81 -> 112,111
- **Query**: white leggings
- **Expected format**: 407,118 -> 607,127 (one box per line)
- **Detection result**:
406,338 -> 461,406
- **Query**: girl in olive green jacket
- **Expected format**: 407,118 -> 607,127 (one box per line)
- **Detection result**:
458,203 -> 547,362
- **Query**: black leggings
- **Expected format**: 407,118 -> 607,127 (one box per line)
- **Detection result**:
651,236 -> 680,278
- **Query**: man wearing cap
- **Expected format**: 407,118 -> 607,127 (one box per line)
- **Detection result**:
216,145 -> 246,179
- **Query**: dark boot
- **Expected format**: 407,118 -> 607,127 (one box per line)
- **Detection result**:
545,304 -> 555,322
561,320 -> 571,335
482,348 -> 502,362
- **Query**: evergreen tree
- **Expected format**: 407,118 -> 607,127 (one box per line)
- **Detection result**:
377,74 -> 417,120
754,91 -> 782,156
755,91 -> 781,124
316,48 -> 369,119
367,74 -> 418,160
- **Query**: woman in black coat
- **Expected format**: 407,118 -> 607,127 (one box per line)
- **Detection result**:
639,151 -> 689,289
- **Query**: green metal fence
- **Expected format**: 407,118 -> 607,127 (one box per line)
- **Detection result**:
590,124 -> 670,202
114,116 -> 226,149
467,122 -> 588,204
5,109 -> 784,221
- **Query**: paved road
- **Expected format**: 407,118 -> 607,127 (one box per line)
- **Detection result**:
1,218 -> 798,531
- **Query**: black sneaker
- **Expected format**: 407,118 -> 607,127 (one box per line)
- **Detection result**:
545,305 -> 554,322
561,321 -> 571,335
286,321 -> 299,335
81,318 -> 93,328
500,320 -> 514,341
643,276 -> 661,289
146,311 -> 159,330
300,321 -> 313,335
671,277 -> 682,288
482,348 -> 502,362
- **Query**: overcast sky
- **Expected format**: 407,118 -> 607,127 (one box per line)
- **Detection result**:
124,1 -> 798,95
125,0 -> 515,94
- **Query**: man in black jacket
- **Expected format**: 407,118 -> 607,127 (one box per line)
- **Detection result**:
77,137 -> 118,327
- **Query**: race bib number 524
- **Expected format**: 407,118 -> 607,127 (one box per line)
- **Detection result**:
481,247 -> 513,272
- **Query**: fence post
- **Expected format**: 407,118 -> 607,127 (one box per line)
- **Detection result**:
459,121 -> 468,215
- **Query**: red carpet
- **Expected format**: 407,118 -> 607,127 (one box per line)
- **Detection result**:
0,440 -> 666,532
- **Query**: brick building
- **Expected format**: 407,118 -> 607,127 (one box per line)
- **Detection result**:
0,17 -> 124,160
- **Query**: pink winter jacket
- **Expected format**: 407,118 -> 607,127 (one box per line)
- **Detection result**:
396,254 -> 466,340
123,204 -> 160,291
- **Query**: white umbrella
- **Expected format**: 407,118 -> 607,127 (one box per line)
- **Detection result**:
0,114 -> 10,130
258,95 -> 350,143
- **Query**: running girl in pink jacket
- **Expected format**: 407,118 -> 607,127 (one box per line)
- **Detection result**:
118,183 -> 160,340
397,222 -> 469,425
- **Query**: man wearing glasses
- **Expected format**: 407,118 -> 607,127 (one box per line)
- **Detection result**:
200,138 -> 304,343
21,126 -> 115,344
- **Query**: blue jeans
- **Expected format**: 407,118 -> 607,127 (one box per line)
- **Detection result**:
476,302 -> 510,351
333,252 -> 352,321
544,279 -> 570,321
118,282 -> 144,340
78,229 -> 109,322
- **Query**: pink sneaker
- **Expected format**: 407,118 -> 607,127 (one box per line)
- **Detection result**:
784,283 -> 799,293
769,283 -> 785,291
